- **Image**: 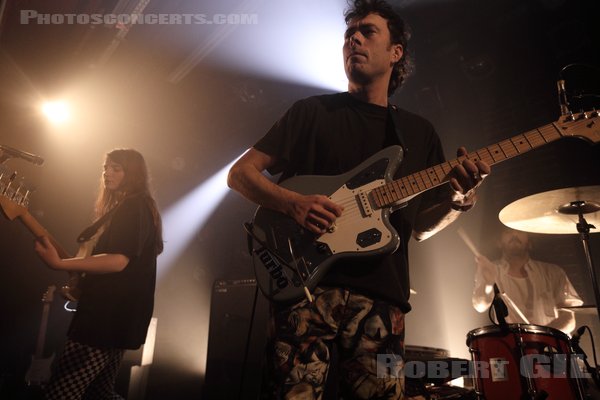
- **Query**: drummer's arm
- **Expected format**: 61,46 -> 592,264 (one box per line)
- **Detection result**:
472,255 -> 496,313
472,285 -> 494,313
551,309 -> 576,335
551,272 -> 581,334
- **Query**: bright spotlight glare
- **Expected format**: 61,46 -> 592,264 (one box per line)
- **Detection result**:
158,154 -> 245,280
211,0 -> 348,91
42,101 -> 70,124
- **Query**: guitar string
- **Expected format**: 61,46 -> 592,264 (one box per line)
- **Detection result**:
330,192 -> 373,225
311,187 -> 399,227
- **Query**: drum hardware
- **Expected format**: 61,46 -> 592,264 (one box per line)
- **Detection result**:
571,201 -> 600,324
500,186 -> 600,324
491,284 -> 509,327
404,345 -> 472,386
570,326 -> 600,390
514,328 -> 539,399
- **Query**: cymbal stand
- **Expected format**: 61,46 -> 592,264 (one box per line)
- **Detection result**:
572,202 -> 600,323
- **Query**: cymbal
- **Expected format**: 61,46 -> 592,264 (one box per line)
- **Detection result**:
560,305 -> 598,315
499,186 -> 600,234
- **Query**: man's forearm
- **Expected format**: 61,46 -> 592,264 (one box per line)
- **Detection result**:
228,162 -> 296,215
412,200 -> 463,241
228,150 -> 344,234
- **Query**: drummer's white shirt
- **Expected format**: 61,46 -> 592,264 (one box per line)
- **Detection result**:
501,273 -> 535,322
473,258 -> 583,327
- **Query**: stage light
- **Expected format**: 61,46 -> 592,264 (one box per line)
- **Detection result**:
41,100 -> 71,124
158,154 -> 244,280
170,0 -> 348,91
212,0 -> 348,91
154,156 -> 244,382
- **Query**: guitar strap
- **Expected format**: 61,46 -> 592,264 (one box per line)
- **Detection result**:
388,104 -> 407,153
76,196 -> 132,243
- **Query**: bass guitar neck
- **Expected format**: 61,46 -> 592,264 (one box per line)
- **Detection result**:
0,174 -> 81,301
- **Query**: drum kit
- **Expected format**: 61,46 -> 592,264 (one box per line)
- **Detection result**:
465,185 -> 600,399
406,186 -> 600,399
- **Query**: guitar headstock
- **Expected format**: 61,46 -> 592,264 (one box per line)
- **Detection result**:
0,165 -> 33,220
42,285 -> 56,303
555,111 -> 600,144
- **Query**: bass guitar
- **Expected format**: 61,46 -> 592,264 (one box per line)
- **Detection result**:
249,112 -> 600,302
0,174 -> 81,301
24,285 -> 56,387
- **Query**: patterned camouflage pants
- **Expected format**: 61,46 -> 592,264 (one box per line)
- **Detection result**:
264,287 -> 406,400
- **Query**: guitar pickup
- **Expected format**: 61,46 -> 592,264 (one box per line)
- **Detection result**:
357,191 -> 373,217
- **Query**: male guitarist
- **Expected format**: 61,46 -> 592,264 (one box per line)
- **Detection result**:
227,0 -> 490,398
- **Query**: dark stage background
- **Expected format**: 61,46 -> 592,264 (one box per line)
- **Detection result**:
1,0 -> 599,398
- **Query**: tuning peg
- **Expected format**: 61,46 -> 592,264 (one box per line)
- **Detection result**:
1,172 -> 17,196
13,179 -> 33,206
576,111 -> 589,120
564,111 -> 576,122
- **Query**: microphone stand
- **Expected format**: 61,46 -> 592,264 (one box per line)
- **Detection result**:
571,327 -> 600,389
492,284 -> 509,328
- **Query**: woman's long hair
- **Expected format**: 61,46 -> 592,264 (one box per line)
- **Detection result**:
95,149 -> 163,254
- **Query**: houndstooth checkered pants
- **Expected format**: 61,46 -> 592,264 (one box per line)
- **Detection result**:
44,339 -> 125,400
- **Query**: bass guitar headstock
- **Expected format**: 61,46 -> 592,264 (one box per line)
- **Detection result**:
0,165 -> 34,220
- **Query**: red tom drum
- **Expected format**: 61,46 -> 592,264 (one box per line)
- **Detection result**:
466,324 -> 584,400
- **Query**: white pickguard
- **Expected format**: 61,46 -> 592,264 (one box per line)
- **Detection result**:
318,179 -> 398,254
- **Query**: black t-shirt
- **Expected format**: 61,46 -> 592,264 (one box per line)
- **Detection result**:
68,194 -> 158,349
254,92 -> 446,311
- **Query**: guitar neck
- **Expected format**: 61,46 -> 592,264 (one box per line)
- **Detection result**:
371,121 -> 569,208
34,303 -> 51,358
19,212 -> 71,259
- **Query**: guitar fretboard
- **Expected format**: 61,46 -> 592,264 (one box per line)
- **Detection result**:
371,122 -> 567,208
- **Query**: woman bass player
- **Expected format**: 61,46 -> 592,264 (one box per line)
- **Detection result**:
34,149 -> 163,399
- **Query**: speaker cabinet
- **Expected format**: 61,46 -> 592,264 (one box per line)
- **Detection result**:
204,279 -> 269,400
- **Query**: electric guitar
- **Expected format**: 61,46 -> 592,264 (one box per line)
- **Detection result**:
249,112 -> 600,302
0,175 -> 82,301
24,285 -> 56,387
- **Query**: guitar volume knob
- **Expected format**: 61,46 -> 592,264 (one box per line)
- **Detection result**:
316,242 -> 329,253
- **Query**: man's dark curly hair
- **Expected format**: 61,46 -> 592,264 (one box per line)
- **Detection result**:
344,0 -> 413,96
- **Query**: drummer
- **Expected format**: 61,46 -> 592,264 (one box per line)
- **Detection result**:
472,227 -> 583,335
